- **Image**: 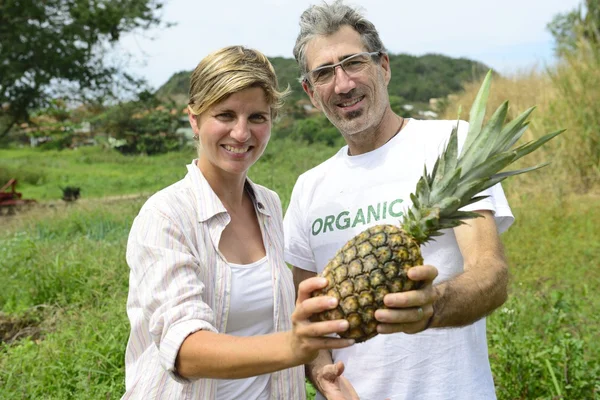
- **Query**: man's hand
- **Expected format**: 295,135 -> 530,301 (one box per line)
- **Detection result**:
314,361 -> 359,400
374,264 -> 438,334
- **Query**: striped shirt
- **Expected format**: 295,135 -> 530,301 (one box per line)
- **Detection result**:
122,160 -> 305,399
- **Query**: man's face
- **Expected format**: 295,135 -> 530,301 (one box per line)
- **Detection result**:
302,25 -> 391,137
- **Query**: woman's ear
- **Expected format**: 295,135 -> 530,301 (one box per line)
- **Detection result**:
188,108 -> 199,133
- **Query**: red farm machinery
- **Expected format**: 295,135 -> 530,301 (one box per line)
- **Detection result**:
0,179 -> 37,215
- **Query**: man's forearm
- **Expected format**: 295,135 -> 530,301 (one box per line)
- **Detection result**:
429,258 -> 508,328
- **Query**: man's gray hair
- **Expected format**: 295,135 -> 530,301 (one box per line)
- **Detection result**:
293,0 -> 387,79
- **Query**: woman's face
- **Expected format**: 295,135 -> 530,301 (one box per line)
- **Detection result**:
190,87 -> 272,178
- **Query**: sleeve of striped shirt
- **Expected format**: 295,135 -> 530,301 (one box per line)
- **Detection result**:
126,207 -> 218,383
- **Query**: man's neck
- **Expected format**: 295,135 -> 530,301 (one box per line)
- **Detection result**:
346,109 -> 405,156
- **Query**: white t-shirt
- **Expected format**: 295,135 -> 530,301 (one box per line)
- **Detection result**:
216,256 -> 273,400
284,119 -> 514,400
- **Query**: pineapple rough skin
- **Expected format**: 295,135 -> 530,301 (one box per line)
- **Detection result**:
311,224 -> 423,343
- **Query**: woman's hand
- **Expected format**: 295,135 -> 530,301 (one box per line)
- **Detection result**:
288,277 -> 355,364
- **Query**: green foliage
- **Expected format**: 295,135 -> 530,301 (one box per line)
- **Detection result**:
154,71 -> 192,104
0,0 -> 167,139
548,8 -> 586,54
284,114 -> 344,147
387,53 -> 489,102
93,92 -> 184,155
548,0 -> 600,55
15,99 -> 84,150
155,53 -> 490,108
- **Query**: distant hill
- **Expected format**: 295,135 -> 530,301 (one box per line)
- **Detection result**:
156,53 -> 490,106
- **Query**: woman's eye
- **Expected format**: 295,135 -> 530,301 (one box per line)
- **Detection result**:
250,114 -> 268,123
216,113 -> 233,120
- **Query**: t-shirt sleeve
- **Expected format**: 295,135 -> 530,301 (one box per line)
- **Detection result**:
460,183 -> 514,234
283,175 -> 318,272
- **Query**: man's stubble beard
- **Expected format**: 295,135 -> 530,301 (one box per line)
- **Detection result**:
320,100 -> 369,137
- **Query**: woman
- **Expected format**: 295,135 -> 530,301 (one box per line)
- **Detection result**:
122,46 -> 354,399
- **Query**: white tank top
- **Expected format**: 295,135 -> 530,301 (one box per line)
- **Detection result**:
216,256 -> 274,400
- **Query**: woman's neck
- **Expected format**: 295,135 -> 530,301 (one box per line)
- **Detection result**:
196,160 -> 247,210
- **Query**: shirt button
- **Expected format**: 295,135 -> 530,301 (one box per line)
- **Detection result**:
257,202 -> 264,209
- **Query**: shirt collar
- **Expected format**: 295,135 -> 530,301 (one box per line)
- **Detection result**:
244,178 -> 272,218
186,160 -> 272,222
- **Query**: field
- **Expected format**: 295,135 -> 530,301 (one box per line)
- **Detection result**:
2,50 -> 600,398
1,141 -> 598,399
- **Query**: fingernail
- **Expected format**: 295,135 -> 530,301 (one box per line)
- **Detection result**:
319,277 -> 328,285
328,298 -> 338,307
339,320 -> 349,330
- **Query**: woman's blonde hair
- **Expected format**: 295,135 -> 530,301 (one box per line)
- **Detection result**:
188,46 -> 289,119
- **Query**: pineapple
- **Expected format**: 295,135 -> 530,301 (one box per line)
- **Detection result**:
311,71 -> 564,343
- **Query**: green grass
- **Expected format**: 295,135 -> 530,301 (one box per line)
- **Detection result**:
489,194 -> 600,399
1,144 -> 599,399
0,140 -> 336,207
0,146 -> 198,201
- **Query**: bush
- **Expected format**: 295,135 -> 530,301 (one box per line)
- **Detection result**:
93,92 -> 184,155
290,114 -> 345,147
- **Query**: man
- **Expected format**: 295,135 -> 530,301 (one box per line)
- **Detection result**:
283,1 -> 514,399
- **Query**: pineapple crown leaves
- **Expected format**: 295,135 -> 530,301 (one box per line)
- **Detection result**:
403,70 -> 565,244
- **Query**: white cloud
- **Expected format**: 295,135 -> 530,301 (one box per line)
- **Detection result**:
117,0 -> 582,89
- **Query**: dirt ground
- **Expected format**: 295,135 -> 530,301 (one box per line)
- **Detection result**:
0,313 -> 42,345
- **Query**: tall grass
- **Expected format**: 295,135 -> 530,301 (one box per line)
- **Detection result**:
0,201 -> 138,399
488,195 -> 600,399
548,39 -> 600,192
441,43 -> 600,196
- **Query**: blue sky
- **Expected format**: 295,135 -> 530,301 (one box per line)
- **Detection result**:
118,0 -> 583,90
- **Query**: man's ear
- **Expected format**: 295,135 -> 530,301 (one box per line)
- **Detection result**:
302,80 -> 322,110
380,53 -> 392,86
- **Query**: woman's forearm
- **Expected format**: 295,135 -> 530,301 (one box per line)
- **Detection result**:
175,330 -> 298,379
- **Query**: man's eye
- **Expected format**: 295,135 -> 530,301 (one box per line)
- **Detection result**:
314,68 -> 333,81
344,60 -> 363,67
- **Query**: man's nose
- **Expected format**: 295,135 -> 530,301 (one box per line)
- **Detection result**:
334,66 -> 357,94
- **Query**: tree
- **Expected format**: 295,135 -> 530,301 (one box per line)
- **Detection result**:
0,0 -> 167,139
93,91 -> 183,155
548,0 -> 599,54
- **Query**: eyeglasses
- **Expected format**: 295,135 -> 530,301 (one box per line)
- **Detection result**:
304,51 -> 383,86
